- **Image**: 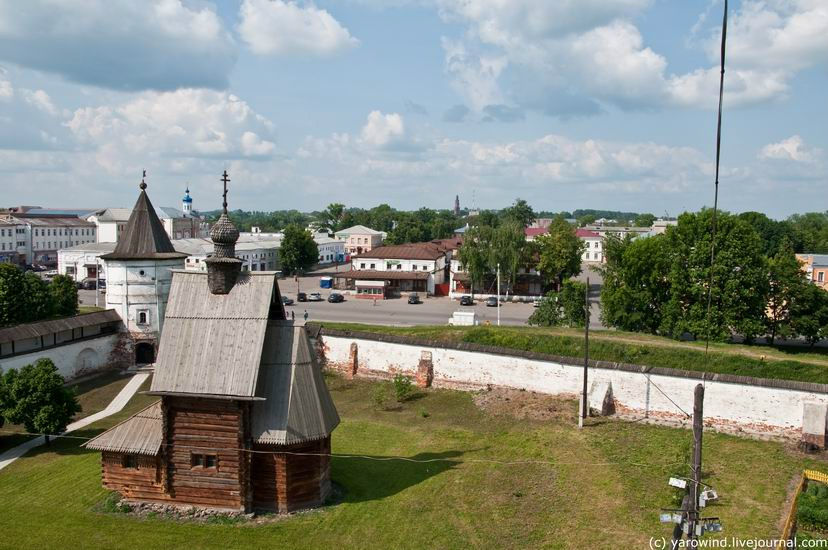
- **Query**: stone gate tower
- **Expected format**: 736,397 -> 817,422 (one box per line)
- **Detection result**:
101,174 -> 188,365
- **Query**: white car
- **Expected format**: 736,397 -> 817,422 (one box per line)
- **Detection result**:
308,292 -> 323,302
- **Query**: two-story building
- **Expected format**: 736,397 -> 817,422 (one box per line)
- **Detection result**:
335,241 -> 453,297
797,254 -> 828,291
576,228 -> 603,263
86,208 -> 132,243
10,215 -> 97,266
0,219 -> 24,265
315,236 -> 345,264
335,225 -> 384,255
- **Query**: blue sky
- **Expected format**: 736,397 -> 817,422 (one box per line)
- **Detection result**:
0,0 -> 825,218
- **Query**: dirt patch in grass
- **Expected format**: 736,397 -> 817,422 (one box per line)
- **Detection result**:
473,386 -> 577,421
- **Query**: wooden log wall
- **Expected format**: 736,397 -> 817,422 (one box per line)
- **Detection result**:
164,396 -> 246,511
251,436 -> 332,513
101,452 -> 165,502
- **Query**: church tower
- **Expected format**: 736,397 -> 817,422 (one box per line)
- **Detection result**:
182,186 -> 193,215
101,172 -> 188,365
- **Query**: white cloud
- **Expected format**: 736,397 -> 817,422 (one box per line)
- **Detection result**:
435,0 -> 826,115
65,89 -> 277,173
238,0 -> 358,56
360,111 -> 405,147
21,89 -> 59,116
0,0 -> 236,91
0,78 -> 11,101
759,135 -> 821,163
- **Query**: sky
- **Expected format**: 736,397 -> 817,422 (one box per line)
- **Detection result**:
0,0 -> 826,219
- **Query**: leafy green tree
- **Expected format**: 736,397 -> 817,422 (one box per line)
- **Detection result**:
0,264 -> 26,326
490,221 -> 531,296
22,272 -> 53,323
458,225 -> 494,297
787,211 -> 828,253
660,210 -> 768,342
599,234 -> 672,334
528,280 -> 587,327
279,224 -> 319,276
49,274 -> 78,318
0,358 -> 81,443
790,284 -> 828,347
317,203 -> 346,233
738,211 -> 798,257
576,214 -> 596,227
633,213 -> 656,227
765,242 -> 807,344
535,218 -> 584,291
501,198 -> 535,228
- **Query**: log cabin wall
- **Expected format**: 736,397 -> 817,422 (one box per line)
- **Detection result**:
101,452 -> 165,502
251,436 -> 332,513
164,396 -> 247,511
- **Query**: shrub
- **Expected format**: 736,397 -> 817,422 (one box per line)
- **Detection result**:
49,274 -> 78,317
798,482 -> 828,532
372,382 -> 390,410
393,374 -> 414,402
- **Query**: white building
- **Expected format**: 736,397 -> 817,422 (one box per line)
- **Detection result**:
100,182 -> 187,364
177,238 -> 280,273
0,219 -> 24,265
86,208 -> 131,243
576,228 -> 603,263
315,236 -> 345,264
7,215 -> 97,266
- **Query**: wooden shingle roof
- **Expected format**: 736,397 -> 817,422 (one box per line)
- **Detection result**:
83,401 -> 162,456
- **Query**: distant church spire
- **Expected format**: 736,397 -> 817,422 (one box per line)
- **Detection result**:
454,194 -> 460,216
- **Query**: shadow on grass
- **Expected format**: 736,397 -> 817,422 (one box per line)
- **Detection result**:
333,449 -> 468,504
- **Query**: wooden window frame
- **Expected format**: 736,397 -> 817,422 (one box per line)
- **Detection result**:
122,454 -> 138,469
190,452 -> 218,471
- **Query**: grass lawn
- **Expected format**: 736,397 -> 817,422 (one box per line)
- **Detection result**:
0,370 -> 135,454
0,373 -> 826,549
317,323 -> 828,385
78,306 -> 105,315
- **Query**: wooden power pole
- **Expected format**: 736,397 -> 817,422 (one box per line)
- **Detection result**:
688,383 -> 705,540
579,277 -> 590,429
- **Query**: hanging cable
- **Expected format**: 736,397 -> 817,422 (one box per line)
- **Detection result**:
703,0 -> 728,363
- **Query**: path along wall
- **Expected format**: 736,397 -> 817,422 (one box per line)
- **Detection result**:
0,333 -> 121,380
315,328 -> 828,441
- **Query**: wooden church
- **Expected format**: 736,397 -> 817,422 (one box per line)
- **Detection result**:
85,173 -> 339,513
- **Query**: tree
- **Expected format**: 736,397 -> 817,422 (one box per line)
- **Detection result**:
458,225 -> 494,297
634,213 -> 656,227
599,234 -> 672,334
660,210 -> 768,342
0,264 -> 26,327
765,242 -> 806,344
279,224 -> 319,276
535,218 -> 584,291
0,358 -> 81,443
23,272 -> 53,323
528,280 -> 587,327
501,198 -> 535,228
317,203 -> 346,233
790,284 -> 828,347
787,211 -> 828,253
738,211 -> 798,257
490,221 -> 531,296
49,274 -> 78,317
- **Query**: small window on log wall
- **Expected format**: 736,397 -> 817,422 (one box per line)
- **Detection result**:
122,455 -> 138,469
191,453 -> 217,469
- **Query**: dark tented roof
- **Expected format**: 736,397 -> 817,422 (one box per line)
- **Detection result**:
101,189 -> 187,261
0,309 -> 121,345
83,401 -> 162,456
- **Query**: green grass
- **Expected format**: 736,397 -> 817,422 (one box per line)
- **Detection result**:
316,323 -> 828,385
0,373 -> 825,549
78,306 -> 105,315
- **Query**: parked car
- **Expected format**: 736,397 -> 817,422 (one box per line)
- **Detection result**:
97,279 -> 107,291
308,292 -> 323,302
77,278 -> 99,290
281,295 -> 294,306
459,295 -> 474,306
485,296 -> 498,307
297,292 -> 307,302
327,292 -> 345,303
44,270 -> 58,278
533,297 -> 542,308
407,293 -> 421,304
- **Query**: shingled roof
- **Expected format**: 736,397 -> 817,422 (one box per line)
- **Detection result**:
83,401 -> 163,456
101,184 -> 187,261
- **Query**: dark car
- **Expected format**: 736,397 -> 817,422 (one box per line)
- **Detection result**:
459,295 -> 473,306
485,296 -> 498,307
297,292 -> 307,302
407,293 -> 421,304
97,279 -> 107,291
327,292 -> 344,303
281,295 -> 294,306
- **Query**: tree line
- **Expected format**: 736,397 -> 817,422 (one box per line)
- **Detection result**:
0,265 -> 78,327
600,209 -> 828,345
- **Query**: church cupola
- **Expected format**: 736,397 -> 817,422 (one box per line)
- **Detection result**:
204,171 -> 243,295
182,186 -> 193,215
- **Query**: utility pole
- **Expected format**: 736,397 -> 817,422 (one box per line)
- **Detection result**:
579,277 -> 590,428
95,260 -> 100,308
689,383 -> 705,541
496,262 -> 501,326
